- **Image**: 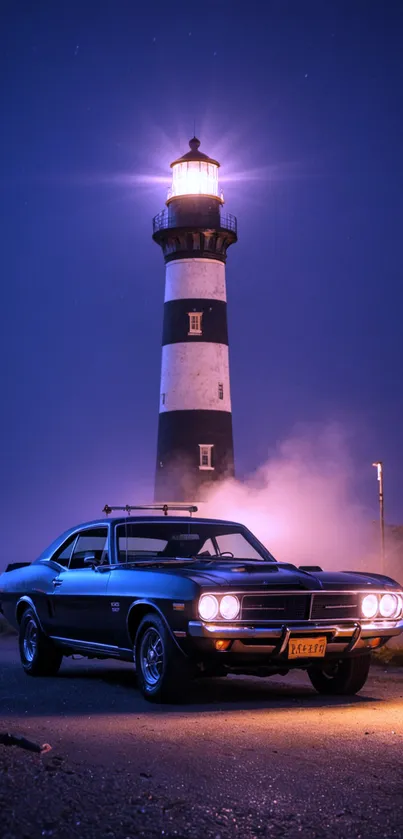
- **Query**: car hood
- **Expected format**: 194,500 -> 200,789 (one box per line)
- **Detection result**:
148,560 -> 401,590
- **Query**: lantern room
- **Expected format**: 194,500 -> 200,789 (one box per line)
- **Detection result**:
167,137 -> 223,203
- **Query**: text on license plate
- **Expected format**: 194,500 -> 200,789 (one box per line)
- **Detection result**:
288,636 -> 327,659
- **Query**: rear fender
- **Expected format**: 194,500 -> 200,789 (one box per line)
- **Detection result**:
15,597 -> 45,633
6,562 -> 31,573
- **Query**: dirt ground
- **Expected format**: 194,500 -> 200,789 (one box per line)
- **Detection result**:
1,636 -> 403,838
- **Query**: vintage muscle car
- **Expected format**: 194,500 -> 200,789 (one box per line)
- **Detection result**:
0,504 -> 402,702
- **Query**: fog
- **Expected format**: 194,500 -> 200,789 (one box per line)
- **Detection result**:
200,424 -> 378,572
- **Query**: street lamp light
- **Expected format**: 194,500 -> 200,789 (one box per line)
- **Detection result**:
372,461 -> 385,575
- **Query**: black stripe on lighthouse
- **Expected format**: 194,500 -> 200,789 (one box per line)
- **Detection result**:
162,299 -> 229,346
155,410 -> 234,502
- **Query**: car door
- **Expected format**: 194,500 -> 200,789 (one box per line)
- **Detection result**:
51,526 -> 112,644
35,531 -> 79,635
106,521 -> 171,649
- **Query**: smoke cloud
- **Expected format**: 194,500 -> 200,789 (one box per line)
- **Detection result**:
200,424 -> 376,572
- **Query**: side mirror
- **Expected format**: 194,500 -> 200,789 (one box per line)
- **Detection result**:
83,554 -> 99,569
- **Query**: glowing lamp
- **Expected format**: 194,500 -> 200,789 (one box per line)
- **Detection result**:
379,593 -> 399,618
199,594 -> 219,621
215,640 -> 231,651
219,594 -> 240,620
361,593 -> 379,619
168,137 -> 223,201
367,637 -> 381,648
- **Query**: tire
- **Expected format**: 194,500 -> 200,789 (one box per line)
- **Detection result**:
135,612 -> 190,703
19,608 -> 63,677
308,654 -> 371,696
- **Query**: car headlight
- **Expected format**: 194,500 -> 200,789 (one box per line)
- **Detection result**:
361,593 -> 379,619
219,594 -> 240,620
379,593 -> 400,618
198,594 -> 219,621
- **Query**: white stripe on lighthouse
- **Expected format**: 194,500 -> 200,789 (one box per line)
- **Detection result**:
164,258 -> 227,303
159,342 -> 231,413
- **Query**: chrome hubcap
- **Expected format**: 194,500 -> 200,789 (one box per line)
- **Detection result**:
23,618 -> 38,663
140,628 -> 164,687
322,661 -> 340,679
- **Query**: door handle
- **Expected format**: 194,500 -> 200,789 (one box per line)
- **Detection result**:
52,578 -> 63,587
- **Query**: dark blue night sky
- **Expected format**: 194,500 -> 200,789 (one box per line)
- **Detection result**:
1,0 -> 403,564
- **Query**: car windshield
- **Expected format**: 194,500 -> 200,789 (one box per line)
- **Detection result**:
115,521 -> 275,564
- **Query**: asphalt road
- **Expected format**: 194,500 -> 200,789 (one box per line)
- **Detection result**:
1,636 -> 403,839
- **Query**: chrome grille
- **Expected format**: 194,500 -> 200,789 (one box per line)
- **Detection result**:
311,593 -> 359,621
241,594 -> 310,622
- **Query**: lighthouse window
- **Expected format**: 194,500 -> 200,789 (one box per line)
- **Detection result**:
199,444 -> 214,471
218,383 -> 224,400
188,312 -> 203,335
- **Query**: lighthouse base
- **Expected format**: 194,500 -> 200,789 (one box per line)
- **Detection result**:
155,410 -> 234,502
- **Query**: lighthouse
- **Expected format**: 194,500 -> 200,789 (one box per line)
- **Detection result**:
153,137 -> 237,501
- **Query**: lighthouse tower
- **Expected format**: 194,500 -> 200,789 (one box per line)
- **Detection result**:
153,137 -> 237,501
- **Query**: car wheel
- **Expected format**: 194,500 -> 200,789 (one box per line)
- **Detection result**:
19,608 -> 63,677
308,653 -> 371,695
135,613 -> 190,703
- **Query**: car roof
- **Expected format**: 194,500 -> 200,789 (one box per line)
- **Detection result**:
74,516 -> 244,528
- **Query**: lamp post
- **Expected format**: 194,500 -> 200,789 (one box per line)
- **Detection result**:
372,461 -> 385,575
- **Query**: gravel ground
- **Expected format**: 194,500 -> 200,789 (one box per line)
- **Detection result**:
1,636 -> 403,839
0,614 -> 16,636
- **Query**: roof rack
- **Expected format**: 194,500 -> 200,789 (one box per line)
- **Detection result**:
102,503 -> 198,518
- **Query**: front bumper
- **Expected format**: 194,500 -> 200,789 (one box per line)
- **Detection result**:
188,618 -> 403,655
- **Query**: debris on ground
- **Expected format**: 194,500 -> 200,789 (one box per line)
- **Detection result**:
0,732 -> 52,754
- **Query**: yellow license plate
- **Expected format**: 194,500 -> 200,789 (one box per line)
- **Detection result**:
288,636 -> 327,659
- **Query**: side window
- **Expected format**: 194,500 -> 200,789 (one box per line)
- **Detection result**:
52,534 -> 78,568
69,528 -> 109,570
